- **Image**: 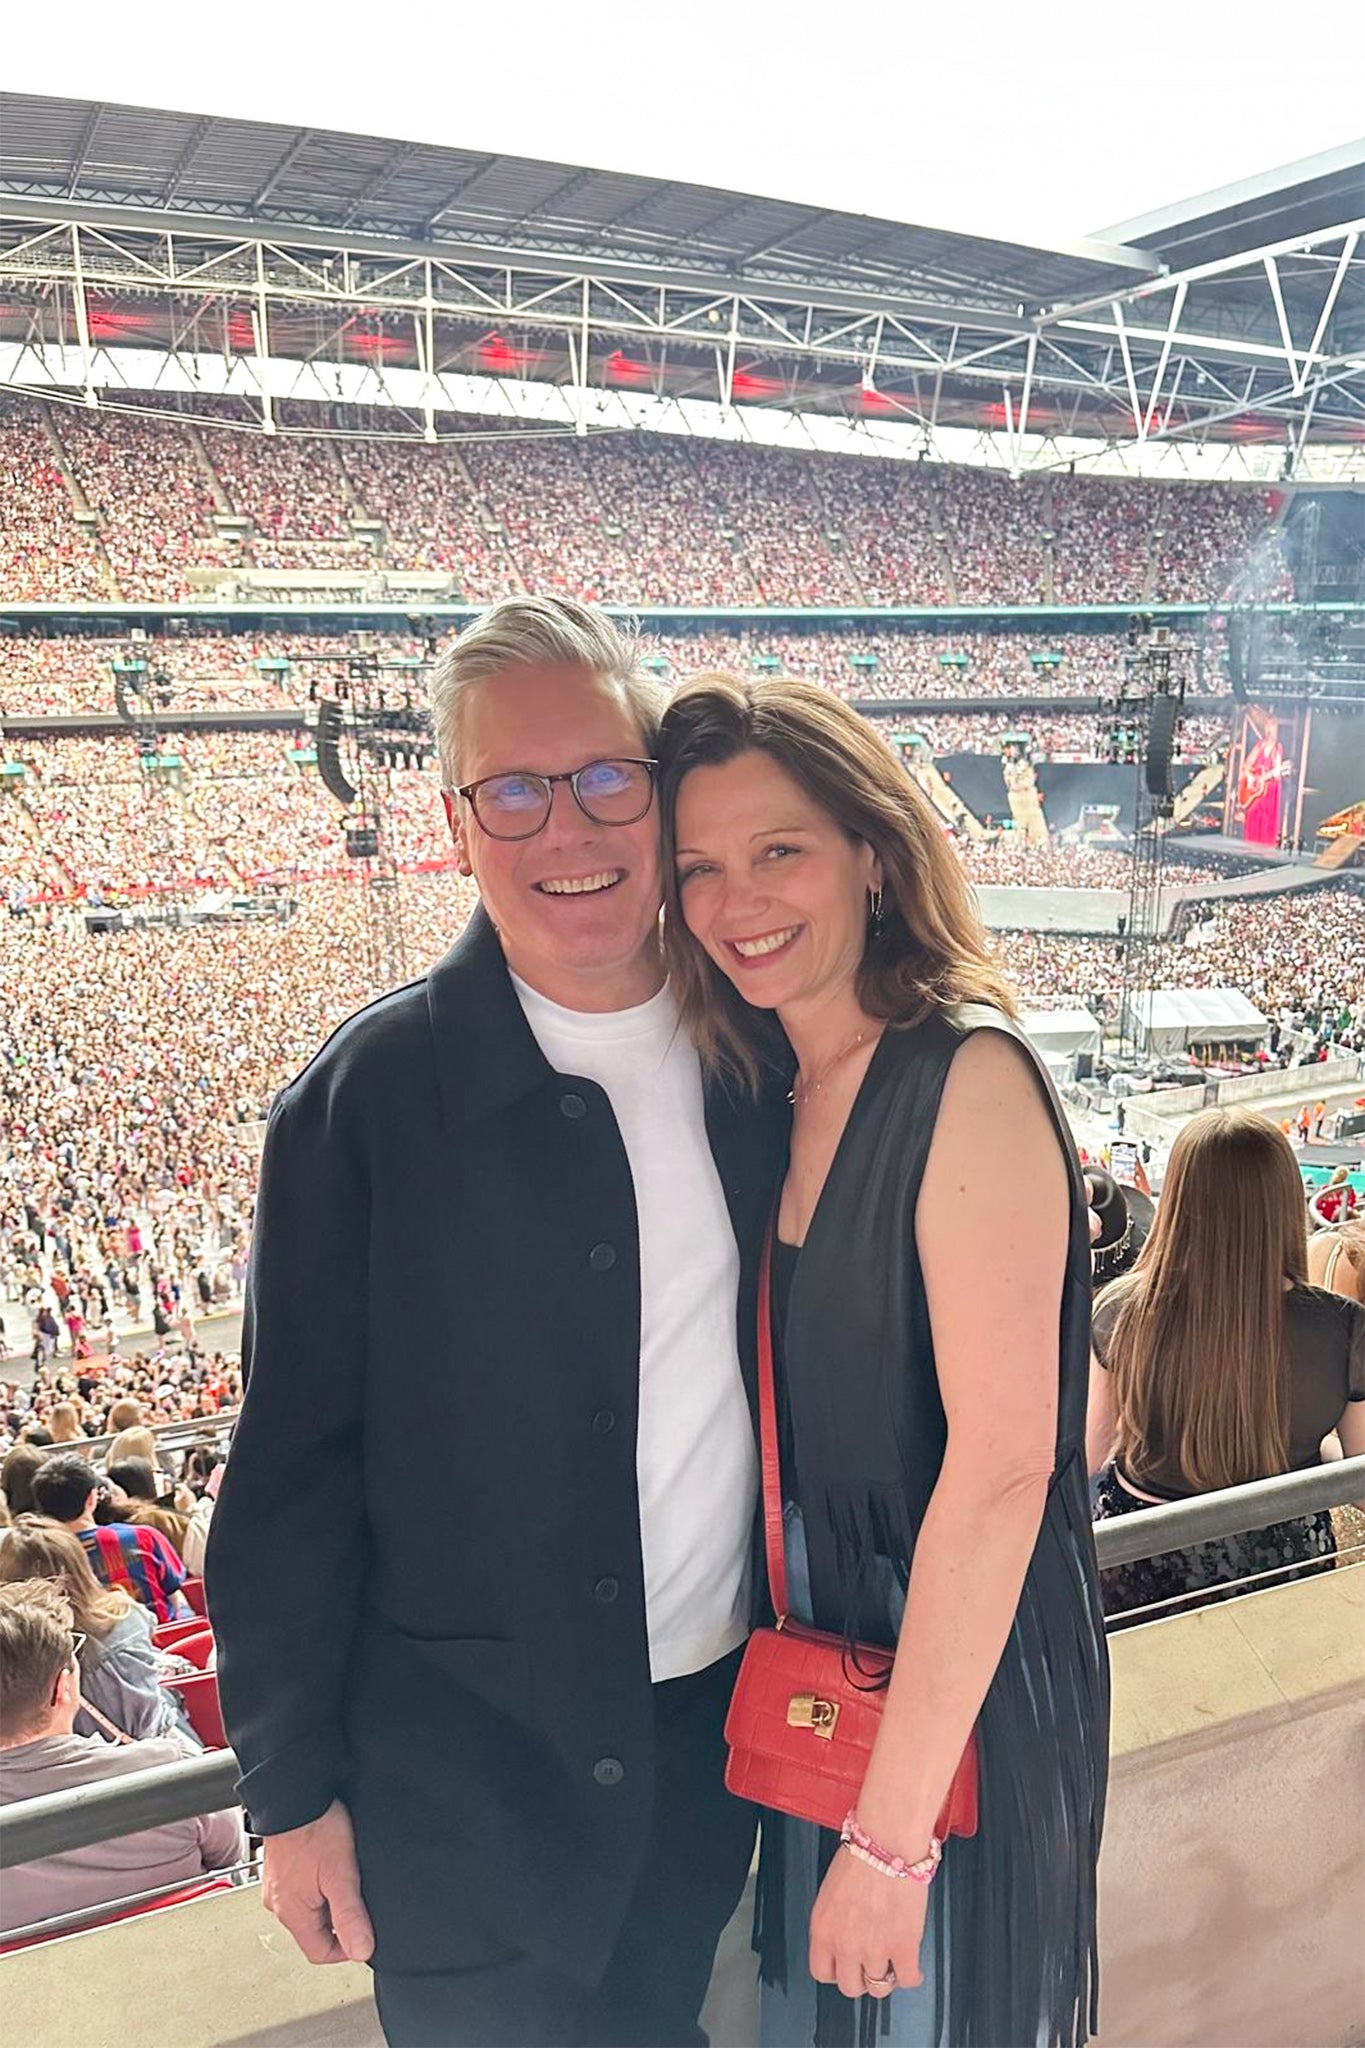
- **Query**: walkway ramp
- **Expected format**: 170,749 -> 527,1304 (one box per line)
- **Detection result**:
908,759 -> 987,840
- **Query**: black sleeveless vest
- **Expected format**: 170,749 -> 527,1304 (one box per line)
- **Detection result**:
765,1003 -> 1109,2048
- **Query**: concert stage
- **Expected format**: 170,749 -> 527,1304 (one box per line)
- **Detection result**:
976,886 -> 1127,935
1168,862 -> 1356,918
1165,834 -> 1303,868
975,851 -> 1356,939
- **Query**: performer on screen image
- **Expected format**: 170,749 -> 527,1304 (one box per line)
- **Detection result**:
1238,711 -> 1288,847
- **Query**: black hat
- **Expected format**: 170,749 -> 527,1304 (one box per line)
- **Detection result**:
1088,1168 -> 1156,1288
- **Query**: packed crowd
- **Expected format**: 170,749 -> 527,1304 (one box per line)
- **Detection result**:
0,395 -> 1279,609
1,712 -> 1236,907
3,1351 -> 242,1442
3,733 -> 457,900
0,406 -> 108,603
1,873 -> 477,1379
52,410 -> 237,604
994,890 -> 1365,1029
961,843 -> 1215,891
4,824 -> 1357,1408
873,708 -> 1228,759
2,625 -> 1225,719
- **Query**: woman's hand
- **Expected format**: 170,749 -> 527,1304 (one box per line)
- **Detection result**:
809,1846 -> 930,2001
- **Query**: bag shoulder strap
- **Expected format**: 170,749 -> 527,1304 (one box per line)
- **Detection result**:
756,1221 -> 790,1623
80,1694 -> 136,1746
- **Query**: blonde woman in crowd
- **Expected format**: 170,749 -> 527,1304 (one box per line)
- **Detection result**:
0,1516 -> 194,1743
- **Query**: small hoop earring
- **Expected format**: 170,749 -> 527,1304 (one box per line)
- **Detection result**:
869,886 -> 884,933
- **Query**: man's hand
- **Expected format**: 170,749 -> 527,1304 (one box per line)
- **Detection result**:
261,1799 -> 375,1965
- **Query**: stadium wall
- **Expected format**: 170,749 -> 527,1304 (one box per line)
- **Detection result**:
7,1569 -> 1361,2048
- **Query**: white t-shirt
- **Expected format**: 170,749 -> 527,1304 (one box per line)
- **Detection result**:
513,975 -> 757,1681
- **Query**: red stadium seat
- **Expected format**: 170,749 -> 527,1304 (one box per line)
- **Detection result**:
0,1876 -> 235,1953
152,1618 -> 215,1652
160,1668 -> 229,1750
160,1629 -> 215,1671
181,1577 -> 209,1618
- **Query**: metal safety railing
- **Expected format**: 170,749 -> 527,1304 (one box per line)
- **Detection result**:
1,1454 -> 1361,1889
67,1410 -> 242,1466
1090,1452 -> 1365,1567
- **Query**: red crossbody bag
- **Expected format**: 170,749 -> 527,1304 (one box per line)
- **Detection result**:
723,1225 -> 979,1839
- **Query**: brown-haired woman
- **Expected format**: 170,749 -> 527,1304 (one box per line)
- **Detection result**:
0,1515 -> 194,1744
1087,1108 -> 1365,1618
659,675 -> 1107,2048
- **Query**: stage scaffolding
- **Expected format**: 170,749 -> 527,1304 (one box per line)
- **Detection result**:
1116,624 -> 1188,1054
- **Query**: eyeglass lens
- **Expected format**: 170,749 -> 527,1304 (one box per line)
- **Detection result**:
472,759 -> 653,838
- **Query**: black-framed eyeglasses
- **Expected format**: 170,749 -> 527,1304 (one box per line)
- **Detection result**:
451,758 -> 658,842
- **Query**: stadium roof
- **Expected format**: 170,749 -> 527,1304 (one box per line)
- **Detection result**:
0,93 -> 1158,304
1,93 -> 1362,466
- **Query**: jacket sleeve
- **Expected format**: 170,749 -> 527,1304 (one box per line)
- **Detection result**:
206,1080 -> 369,1835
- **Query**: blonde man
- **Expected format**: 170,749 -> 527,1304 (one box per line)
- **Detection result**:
0,1578 -> 243,1934
210,598 -> 782,2048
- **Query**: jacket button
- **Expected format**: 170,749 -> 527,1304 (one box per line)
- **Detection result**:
594,1576 -> 619,1604
593,1757 -> 625,1787
589,1242 -> 617,1272
591,1407 -> 616,1435
559,1093 -> 587,1119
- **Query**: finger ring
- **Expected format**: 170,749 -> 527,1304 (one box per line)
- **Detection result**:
862,1969 -> 896,1991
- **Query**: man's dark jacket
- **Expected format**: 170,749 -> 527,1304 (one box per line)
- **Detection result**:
207,908 -> 786,1978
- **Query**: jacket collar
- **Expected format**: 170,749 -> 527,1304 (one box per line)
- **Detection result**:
426,904 -> 559,1132
427,908 -> 793,1223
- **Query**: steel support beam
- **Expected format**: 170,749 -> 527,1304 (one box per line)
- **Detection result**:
162,118 -> 217,207
65,104 -> 105,201
69,222 -> 92,399
1,207 -> 1359,460
250,131 -> 315,212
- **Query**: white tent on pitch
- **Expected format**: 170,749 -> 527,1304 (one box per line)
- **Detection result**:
1122,987 -> 1269,1054
1022,1008 -> 1104,1065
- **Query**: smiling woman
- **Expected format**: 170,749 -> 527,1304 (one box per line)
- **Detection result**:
656,673 -> 1108,2048
660,671 -> 1015,1093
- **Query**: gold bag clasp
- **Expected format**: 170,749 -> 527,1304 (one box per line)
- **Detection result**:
787,1692 -> 839,1739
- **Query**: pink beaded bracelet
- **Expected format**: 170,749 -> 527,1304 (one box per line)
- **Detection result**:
839,1810 -> 942,1884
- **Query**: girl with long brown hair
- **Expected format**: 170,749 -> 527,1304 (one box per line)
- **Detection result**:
659,674 -> 1107,2048
1087,1107 -> 1365,1618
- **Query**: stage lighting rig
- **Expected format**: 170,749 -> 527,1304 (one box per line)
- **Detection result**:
304,635 -> 440,994
1116,619 -> 1190,1056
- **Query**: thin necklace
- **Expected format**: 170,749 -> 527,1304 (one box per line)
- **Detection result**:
788,1025 -> 879,1107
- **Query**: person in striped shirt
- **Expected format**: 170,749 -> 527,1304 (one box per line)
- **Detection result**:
30,1454 -> 193,1624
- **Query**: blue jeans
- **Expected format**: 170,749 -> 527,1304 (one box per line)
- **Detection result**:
759,1507 -> 941,2048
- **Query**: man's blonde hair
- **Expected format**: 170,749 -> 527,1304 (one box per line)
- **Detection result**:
0,1578 -> 76,1739
428,597 -> 668,789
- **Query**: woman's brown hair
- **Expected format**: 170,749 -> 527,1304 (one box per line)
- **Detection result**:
1101,1107 -> 1308,1493
1,1442 -> 46,1516
0,1515 -> 134,1639
658,672 -> 1016,1091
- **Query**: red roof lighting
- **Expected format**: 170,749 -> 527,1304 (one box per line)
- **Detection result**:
605,350 -> 652,383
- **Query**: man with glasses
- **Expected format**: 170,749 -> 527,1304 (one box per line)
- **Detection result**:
208,598 -> 785,2047
0,1578 -> 244,1934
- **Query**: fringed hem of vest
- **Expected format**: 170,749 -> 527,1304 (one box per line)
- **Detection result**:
753,1450 -> 1109,2048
